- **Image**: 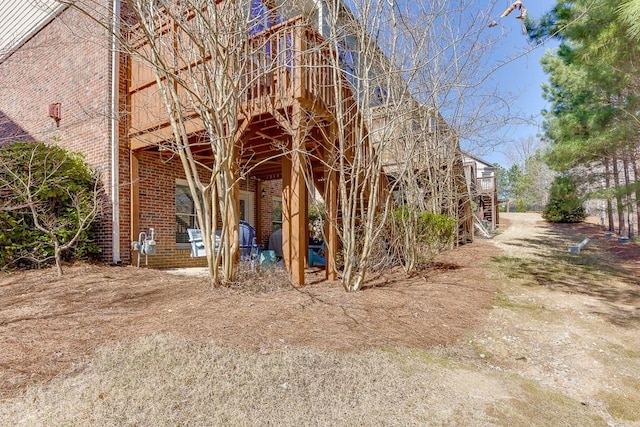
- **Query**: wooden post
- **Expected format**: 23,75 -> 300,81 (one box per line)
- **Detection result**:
255,180 -> 263,245
304,182 -> 309,267
293,24 -> 304,100
289,105 -> 307,286
231,183 -> 241,264
324,147 -> 338,281
227,159 -> 240,265
290,156 -> 307,285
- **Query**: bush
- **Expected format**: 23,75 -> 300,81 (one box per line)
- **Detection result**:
389,208 -> 456,270
0,142 -> 102,270
308,201 -> 325,240
542,176 -> 586,223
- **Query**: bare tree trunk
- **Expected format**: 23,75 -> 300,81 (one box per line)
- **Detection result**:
612,156 -> 626,235
604,157 -> 615,232
54,243 -> 63,277
633,157 -> 640,232
623,156 -> 633,238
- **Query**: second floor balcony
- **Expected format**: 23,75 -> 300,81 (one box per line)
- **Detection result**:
128,15 -> 347,149
476,176 -> 496,194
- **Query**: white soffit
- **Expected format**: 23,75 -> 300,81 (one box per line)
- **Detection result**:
0,0 -> 67,62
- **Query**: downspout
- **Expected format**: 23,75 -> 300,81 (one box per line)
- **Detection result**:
110,0 -> 122,264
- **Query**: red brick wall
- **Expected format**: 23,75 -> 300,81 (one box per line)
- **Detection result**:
258,179 -> 283,247
131,151 -> 202,268
0,3 -> 287,269
0,2 -> 121,263
130,150 -> 269,268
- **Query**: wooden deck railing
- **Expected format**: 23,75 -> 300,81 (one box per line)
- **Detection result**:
477,176 -> 495,194
240,16 -> 341,117
128,15 -> 350,140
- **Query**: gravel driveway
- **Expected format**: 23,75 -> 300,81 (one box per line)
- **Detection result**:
446,212 -> 640,426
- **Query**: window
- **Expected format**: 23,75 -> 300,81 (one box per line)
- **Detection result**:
272,197 -> 282,231
240,199 -> 246,222
176,181 -> 198,244
239,190 -> 255,226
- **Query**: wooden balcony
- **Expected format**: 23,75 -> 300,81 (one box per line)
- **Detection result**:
127,16 -> 345,155
126,13 -> 364,284
240,17 -> 338,119
476,176 -> 495,194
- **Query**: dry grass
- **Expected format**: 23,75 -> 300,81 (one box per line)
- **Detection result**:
486,379 -> 606,427
229,263 -> 295,293
0,334 -> 605,426
2,214 -> 639,425
2,334 -> 444,426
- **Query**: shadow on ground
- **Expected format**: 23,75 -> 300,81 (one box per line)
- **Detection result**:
492,219 -> 640,327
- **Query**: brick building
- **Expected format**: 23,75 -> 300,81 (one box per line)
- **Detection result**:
0,1 -> 293,270
1,1 -> 472,284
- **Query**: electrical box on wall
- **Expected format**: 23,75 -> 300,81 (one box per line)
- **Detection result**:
48,102 -> 61,122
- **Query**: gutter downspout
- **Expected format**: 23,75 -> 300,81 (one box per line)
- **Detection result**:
110,0 -> 122,264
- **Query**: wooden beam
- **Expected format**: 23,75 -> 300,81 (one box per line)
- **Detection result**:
289,103 -> 307,286
271,107 -> 295,136
233,117 -> 252,146
255,131 -> 286,146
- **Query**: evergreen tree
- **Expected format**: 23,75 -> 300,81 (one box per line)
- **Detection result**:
542,175 -> 586,222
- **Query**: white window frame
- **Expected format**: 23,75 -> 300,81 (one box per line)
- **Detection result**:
239,190 -> 255,226
176,179 -> 198,249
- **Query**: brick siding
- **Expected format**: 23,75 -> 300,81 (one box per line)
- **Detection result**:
0,2 -> 119,262
0,3 -> 286,269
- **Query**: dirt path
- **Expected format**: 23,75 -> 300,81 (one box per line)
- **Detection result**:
1,213 -> 639,425
447,212 -> 640,425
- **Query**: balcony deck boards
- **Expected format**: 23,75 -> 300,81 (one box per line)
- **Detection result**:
127,17 -> 342,163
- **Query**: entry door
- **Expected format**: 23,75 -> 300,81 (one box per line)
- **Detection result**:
239,190 -> 255,227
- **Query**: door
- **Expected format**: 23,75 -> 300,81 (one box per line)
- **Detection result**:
239,190 -> 255,227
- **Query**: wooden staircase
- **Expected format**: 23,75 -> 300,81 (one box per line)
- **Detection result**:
481,194 -> 494,226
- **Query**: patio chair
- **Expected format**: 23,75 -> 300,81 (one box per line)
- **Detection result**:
188,221 -> 258,260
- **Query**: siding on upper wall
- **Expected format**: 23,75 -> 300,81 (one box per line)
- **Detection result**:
0,0 -> 66,63
463,154 -> 495,179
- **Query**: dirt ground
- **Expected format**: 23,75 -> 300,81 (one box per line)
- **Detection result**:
1,212 -> 639,425
0,228 -> 500,400
443,213 -> 640,425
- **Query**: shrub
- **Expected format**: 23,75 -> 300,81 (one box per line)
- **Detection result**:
542,176 -> 586,223
0,142 -> 102,271
389,207 -> 456,270
308,201 -> 325,240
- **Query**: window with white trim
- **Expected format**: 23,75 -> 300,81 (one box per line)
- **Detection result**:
176,181 -> 198,244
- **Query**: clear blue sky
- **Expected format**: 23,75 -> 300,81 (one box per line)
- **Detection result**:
472,0 -> 559,167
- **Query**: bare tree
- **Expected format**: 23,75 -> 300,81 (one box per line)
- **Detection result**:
67,0 -> 283,285
67,0 -> 519,290
0,142 -> 102,276
127,0 -> 258,285
317,0 -> 502,287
